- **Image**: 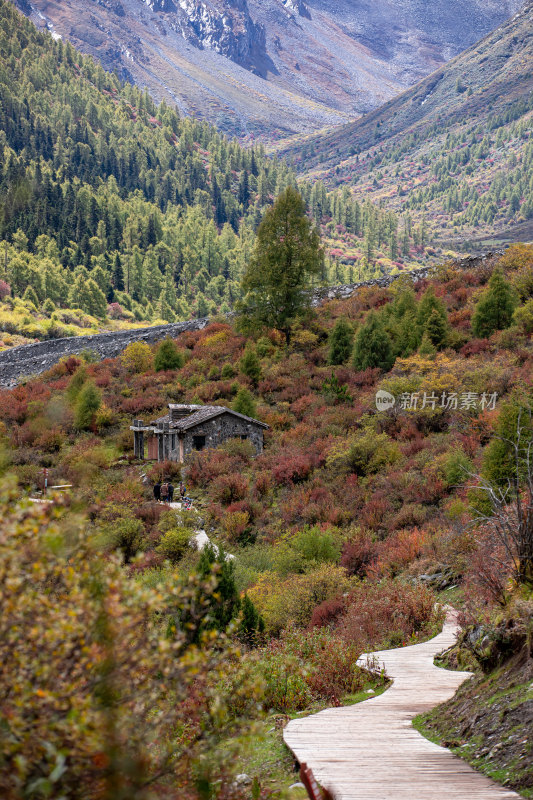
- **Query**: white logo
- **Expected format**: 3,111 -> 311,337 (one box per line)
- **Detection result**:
375,390 -> 396,411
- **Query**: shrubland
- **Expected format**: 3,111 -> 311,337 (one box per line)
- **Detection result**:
2,244 -> 533,796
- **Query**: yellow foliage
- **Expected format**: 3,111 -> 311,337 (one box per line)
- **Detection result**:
247,563 -> 353,635
120,341 -> 153,373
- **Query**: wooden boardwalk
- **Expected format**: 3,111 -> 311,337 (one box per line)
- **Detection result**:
283,610 -> 520,799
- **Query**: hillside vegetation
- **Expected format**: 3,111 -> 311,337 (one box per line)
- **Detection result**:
280,1 -> 533,249
1,244 -> 533,796
0,1 -> 454,348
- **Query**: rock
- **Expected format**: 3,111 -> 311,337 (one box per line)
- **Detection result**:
234,774 -> 252,786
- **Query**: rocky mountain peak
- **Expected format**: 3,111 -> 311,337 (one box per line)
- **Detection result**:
280,0 -> 310,18
173,0 -> 268,74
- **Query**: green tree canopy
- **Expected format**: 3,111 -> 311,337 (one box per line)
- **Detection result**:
472,268 -> 518,338
424,308 -> 448,349
328,317 -> 354,365
233,387 -> 257,418
74,380 -> 101,430
239,186 -> 323,344
352,311 -> 394,371
154,338 -> 184,372
240,345 -> 262,386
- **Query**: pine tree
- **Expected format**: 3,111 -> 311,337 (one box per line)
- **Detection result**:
418,332 -> 437,356
157,291 -> 175,322
240,345 -> 261,387
352,311 -> 394,371
471,268 -> 518,338
197,543 -> 241,632
416,287 -> 448,334
154,338 -> 184,371
424,308 -> 448,349
239,186 -> 323,344
74,380 -> 101,430
22,285 -> 39,307
239,594 -> 264,646
328,317 -> 354,365
196,292 -> 209,318
233,388 -> 257,418
112,253 -> 125,291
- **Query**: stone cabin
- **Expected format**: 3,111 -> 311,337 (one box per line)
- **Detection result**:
131,404 -> 269,463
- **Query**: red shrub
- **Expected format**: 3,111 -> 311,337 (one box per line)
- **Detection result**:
460,339 -> 491,357
338,582 -> 437,650
63,356 -> 82,375
309,596 -> 347,629
135,502 -> 165,529
119,394 -> 163,414
351,367 -> 381,388
341,531 -> 378,577
145,460 -> 182,482
211,473 -> 249,505
372,528 -> 428,578
272,452 -> 313,486
254,471 -> 272,497
359,495 -> 392,531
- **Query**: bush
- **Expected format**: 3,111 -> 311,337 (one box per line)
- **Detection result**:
326,430 -> 399,477
99,514 -> 145,563
258,627 -> 366,712
121,341 -> 153,374
221,363 -> 236,379
248,563 -> 352,635
156,527 -> 191,563
211,473 -> 249,504
274,456 -> 313,488
289,525 -> 341,566
337,581 -> 439,651
352,311 -> 394,371
240,345 -> 261,386
442,448 -> 473,488
328,317 -> 354,365
0,488 -> 252,798
340,529 -> 378,577
471,268 -> 517,338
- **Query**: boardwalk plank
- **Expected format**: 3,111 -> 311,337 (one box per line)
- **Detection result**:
283,610 -> 520,799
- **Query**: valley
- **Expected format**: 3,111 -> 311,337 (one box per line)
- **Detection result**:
279,1 -> 533,248
12,0 -> 522,141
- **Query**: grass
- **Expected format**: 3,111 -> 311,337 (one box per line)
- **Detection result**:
412,669 -> 533,798
221,672 -> 393,797
222,718 -> 304,799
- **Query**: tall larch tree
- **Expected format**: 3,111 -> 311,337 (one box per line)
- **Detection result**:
239,186 -> 323,344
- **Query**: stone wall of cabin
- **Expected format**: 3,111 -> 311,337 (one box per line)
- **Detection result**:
179,413 -> 264,459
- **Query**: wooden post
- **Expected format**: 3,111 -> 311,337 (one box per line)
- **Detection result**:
300,764 -> 325,800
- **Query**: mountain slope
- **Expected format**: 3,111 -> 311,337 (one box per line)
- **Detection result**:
12,0 -> 522,141
279,1 -> 533,247
1,1 -> 440,350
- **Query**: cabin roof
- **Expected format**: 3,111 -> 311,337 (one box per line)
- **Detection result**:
148,404 -> 269,431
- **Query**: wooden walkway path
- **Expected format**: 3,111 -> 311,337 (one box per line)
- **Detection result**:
283,610 -> 520,799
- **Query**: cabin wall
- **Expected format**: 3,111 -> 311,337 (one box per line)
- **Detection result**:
181,413 -> 264,459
